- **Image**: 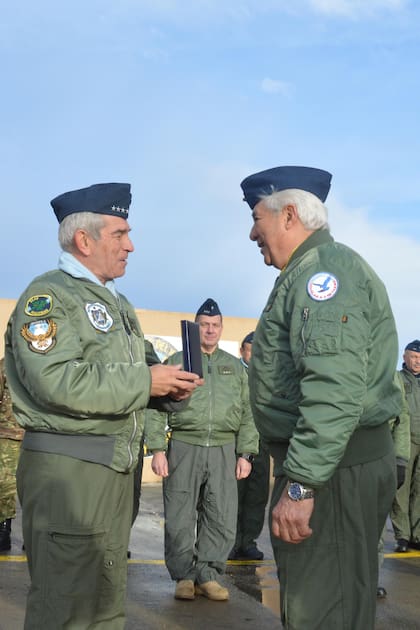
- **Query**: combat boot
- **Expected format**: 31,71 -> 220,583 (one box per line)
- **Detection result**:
0,519 -> 11,552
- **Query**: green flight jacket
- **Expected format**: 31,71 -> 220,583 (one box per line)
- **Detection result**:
391,371 -> 410,464
4,269 -> 169,473
145,347 -> 259,455
399,366 -> 420,445
249,229 -> 401,487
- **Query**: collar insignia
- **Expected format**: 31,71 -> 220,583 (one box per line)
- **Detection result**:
307,272 -> 339,301
24,294 -> 53,317
85,302 -> 113,332
21,319 -> 57,353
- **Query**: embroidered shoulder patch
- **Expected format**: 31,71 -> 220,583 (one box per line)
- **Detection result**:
307,272 -> 339,301
85,302 -> 113,332
21,319 -> 57,354
24,294 -> 53,317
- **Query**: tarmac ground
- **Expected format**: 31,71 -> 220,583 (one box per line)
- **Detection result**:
1,481 -> 419,629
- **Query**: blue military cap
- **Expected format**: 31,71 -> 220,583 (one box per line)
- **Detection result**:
196,298 -> 222,317
51,183 -> 131,223
242,331 -> 254,346
405,340 -> 420,353
240,166 -> 332,209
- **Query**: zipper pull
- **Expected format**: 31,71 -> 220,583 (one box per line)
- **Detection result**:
121,311 -> 131,335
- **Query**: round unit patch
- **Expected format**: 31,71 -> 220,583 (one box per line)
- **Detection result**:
85,302 -> 113,332
307,272 -> 339,301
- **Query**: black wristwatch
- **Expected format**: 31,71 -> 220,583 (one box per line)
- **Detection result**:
287,481 -> 315,501
239,453 -> 254,463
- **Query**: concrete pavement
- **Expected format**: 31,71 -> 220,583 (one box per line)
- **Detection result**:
1,482 -> 419,629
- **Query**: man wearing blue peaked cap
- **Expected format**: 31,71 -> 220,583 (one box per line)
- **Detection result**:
242,164 -> 401,629
4,181 -> 202,628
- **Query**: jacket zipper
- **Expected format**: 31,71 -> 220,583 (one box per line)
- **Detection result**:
206,354 -> 213,446
301,307 -> 309,355
116,294 -> 137,470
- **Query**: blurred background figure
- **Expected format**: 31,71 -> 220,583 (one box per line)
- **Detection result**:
391,339 -> 420,553
230,332 -> 270,561
0,357 -> 24,552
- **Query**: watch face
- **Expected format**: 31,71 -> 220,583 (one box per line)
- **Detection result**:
288,482 -> 303,500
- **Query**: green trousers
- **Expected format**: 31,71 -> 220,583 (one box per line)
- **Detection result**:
391,440 -> 420,543
270,432 -> 395,630
163,440 -> 237,584
235,440 -> 270,550
17,449 -> 133,630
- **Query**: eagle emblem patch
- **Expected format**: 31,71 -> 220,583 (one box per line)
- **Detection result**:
21,319 -> 57,353
307,272 -> 339,301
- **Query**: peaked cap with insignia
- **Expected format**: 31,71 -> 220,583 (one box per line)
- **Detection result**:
196,298 -> 222,317
51,182 -> 131,223
240,165 -> 332,209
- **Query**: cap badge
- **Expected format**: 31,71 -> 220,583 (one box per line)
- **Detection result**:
85,302 -> 113,332
307,272 -> 339,301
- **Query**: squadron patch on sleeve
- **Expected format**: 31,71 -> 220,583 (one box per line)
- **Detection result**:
85,302 -> 113,332
24,294 -> 53,317
21,319 -> 57,353
307,272 -> 339,301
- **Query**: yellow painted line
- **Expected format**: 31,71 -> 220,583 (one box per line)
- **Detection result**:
0,555 -> 27,562
1,552 -> 419,565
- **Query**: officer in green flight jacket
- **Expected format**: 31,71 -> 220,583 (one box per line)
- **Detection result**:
240,165 -> 401,630
5,182 -> 202,630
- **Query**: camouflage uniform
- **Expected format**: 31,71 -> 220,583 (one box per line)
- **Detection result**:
0,357 -> 24,549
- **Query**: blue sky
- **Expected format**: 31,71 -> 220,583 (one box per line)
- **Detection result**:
1,0 -> 419,359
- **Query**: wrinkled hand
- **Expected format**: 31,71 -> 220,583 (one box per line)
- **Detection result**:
236,457 -> 252,480
151,451 -> 169,477
396,464 -> 406,489
271,485 -> 314,544
150,363 -> 202,398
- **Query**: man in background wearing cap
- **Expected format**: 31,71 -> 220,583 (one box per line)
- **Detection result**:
146,298 -> 259,602
230,331 -> 270,561
4,183 -> 202,629
240,166 -> 401,629
391,340 -> 420,553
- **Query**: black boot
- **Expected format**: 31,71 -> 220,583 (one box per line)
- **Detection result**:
0,519 -> 11,552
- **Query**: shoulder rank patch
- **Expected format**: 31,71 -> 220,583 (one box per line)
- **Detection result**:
21,319 -> 57,354
307,272 -> 339,302
24,294 -> 53,317
85,302 -> 113,332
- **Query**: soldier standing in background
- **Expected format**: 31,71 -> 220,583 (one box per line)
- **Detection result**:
0,357 -> 24,552
230,332 -> 270,561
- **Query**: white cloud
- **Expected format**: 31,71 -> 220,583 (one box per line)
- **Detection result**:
328,198 -> 420,354
261,77 -> 293,96
308,0 -> 407,18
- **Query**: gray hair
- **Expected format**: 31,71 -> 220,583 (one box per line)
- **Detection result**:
58,212 -> 105,252
260,189 -> 329,231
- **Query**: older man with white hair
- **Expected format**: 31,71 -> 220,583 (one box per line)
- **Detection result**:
241,165 -> 402,630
